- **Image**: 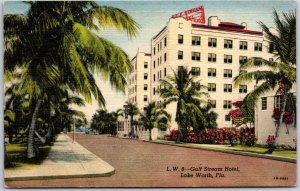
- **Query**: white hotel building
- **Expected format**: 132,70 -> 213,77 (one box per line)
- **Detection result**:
150,16 -> 274,130
118,15 -> 275,140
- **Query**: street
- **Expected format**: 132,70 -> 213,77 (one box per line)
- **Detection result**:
5,134 -> 296,187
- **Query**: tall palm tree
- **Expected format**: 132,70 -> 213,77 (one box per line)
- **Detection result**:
160,67 -> 209,143
4,1 -> 139,158
123,102 -> 140,138
234,10 -> 296,152
139,102 -> 170,141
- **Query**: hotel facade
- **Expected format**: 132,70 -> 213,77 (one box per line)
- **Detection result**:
150,16 -> 274,130
118,15 -> 275,140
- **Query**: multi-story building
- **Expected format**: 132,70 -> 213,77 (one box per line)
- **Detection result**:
128,52 -> 151,111
150,16 -> 274,130
117,51 -> 151,138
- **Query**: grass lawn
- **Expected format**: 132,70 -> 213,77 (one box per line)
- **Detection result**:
5,141 -> 53,170
154,140 -> 297,159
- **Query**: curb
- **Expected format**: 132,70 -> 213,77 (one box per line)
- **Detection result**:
4,170 -> 115,181
147,140 -> 297,164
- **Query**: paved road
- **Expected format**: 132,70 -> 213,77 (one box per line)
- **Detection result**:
5,134 -> 296,188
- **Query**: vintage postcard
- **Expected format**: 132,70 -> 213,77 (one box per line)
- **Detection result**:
3,0 -> 297,188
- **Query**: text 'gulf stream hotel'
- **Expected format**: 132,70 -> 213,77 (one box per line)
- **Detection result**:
117,6 -> 274,140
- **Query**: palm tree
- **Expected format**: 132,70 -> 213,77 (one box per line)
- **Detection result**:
4,1 -> 139,158
160,67 -> 209,143
123,102 -> 140,138
139,102 -> 170,141
234,10 -> 296,152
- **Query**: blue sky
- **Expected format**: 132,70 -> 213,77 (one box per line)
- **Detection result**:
4,0 -> 296,120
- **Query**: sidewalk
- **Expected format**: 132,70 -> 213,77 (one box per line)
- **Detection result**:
4,134 -> 115,181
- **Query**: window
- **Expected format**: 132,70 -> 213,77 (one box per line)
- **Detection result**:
275,95 -> 283,110
208,38 -> 217,47
239,85 -> 247,93
239,41 -> 248,50
164,68 -> 167,76
261,97 -> 267,110
224,84 -> 232,92
208,100 -> 216,108
224,55 -> 232,63
157,58 -> 159,66
269,58 -> 274,62
224,69 -> 232,78
153,61 -> 155,69
224,39 -> 233,49
158,43 -> 160,52
223,100 -> 232,109
208,53 -> 217,62
153,87 -> 156,95
225,115 -> 231,121
208,68 -> 216,77
208,83 -> 216,92
178,51 -> 183,59
191,67 -> 200,76
178,34 -> 183,44
144,62 -> 148,69
192,52 -> 200,61
144,73 -> 148,80
144,95 -> 148,102
160,42 -> 162,50
153,74 -> 156,82
239,56 -> 247,65
192,82 -> 200,90
164,37 -> 167,47
164,53 -> 167,62
192,36 -> 201,45
160,56 -> 162,64
254,42 -> 262,51
153,47 -> 155,55
144,84 -> 148,91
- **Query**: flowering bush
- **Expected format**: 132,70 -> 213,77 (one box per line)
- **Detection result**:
232,101 -> 243,108
272,108 -> 294,124
266,135 -> 275,147
185,128 -> 239,145
228,109 -> 243,119
164,129 -> 179,141
266,135 -> 276,152
240,127 -> 256,146
283,112 -> 294,124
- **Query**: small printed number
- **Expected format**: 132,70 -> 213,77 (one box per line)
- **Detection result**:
273,177 -> 288,180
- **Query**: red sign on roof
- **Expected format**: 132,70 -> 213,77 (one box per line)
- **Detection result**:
171,6 -> 205,24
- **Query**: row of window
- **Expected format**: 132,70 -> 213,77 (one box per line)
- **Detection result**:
153,53 -> 167,68
153,68 -> 167,82
207,83 -> 247,93
177,51 -> 251,64
188,67 -> 244,78
153,37 -> 167,55
207,100 -> 232,109
177,34 -> 264,51
128,94 -> 149,103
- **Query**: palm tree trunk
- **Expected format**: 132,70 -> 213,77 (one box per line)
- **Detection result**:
27,99 -> 42,158
149,129 -> 152,141
130,115 -> 134,138
270,89 -> 289,153
4,143 -> 11,167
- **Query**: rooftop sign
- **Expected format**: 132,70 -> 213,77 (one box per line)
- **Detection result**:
171,6 -> 205,24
